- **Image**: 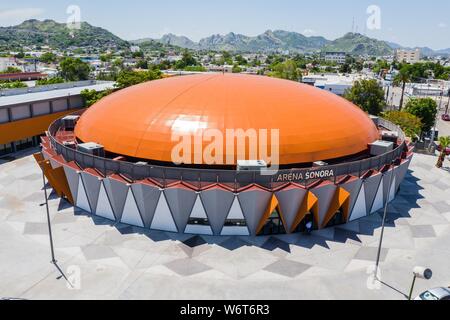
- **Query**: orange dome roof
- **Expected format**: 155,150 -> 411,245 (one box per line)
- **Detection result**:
75,73 -> 379,165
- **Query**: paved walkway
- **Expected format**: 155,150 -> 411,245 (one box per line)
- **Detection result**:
0,150 -> 449,300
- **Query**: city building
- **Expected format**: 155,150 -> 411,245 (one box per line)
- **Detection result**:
0,81 -> 115,156
324,52 -> 347,65
0,57 -> 18,72
395,48 -> 421,64
302,74 -> 371,96
38,74 -> 412,237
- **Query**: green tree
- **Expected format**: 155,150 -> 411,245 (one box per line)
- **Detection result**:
394,66 -> 412,110
382,111 -> 422,139
174,50 -> 198,70
115,69 -> 161,89
0,66 -> 22,74
0,81 -> 27,89
270,60 -> 299,81
232,64 -> 242,73
59,57 -> 91,81
404,98 -> 438,133
344,79 -> 385,116
81,89 -> 113,107
39,52 -> 57,64
36,77 -> 65,86
436,136 -> 450,168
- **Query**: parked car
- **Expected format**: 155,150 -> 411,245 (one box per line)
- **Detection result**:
415,287 -> 450,300
437,144 -> 450,156
442,114 -> 450,121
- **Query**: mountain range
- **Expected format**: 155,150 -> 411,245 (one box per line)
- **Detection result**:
0,19 -> 129,50
1,19 -> 448,57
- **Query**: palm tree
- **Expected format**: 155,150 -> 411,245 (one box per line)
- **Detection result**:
436,136 -> 450,168
394,67 -> 412,111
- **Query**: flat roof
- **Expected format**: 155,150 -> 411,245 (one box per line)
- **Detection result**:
0,81 -> 115,108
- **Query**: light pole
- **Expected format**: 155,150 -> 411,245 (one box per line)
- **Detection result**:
374,161 -> 395,279
408,267 -> 433,300
41,169 -> 57,265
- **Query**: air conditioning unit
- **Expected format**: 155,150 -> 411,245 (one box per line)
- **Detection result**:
237,160 -> 267,171
77,142 -> 105,157
381,130 -> 399,143
369,115 -> 379,127
62,115 -> 80,131
63,141 -> 77,149
369,140 -> 394,156
313,161 -> 328,167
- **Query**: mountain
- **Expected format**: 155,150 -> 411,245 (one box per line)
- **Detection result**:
150,30 -> 330,53
322,33 -> 393,56
0,19 -> 129,49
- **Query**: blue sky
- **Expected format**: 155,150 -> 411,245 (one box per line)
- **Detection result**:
1,0 -> 449,49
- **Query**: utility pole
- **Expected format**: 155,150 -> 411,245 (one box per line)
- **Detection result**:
374,162 -> 395,279
42,170 -> 57,265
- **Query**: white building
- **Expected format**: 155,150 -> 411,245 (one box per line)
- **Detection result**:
396,49 -> 421,64
0,57 -> 18,72
324,52 -> 347,65
302,74 -> 373,96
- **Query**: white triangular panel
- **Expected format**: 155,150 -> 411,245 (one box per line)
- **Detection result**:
95,182 -> 115,221
121,188 -> 144,227
389,176 -> 396,202
76,175 -> 91,213
150,193 -> 178,232
227,197 -> 245,220
371,180 -> 384,214
349,185 -> 367,221
184,195 -> 213,235
190,195 -> 208,219
220,196 -> 249,236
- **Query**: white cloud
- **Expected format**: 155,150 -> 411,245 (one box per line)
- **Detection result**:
0,8 -> 45,26
302,29 -> 316,36
438,22 -> 447,28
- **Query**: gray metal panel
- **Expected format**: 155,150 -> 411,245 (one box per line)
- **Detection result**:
52,99 -> 68,112
310,184 -> 337,227
150,192 -> 178,232
76,175 -> 91,212
363,173 -> 383,215
275,187 -> 307,232
340,179 -> 363,215
32,101 -> 50,116
349,184 -> 367,221
0,108 -> 9,123
80,172 -> 101,214
382,169 -> 395,203
10,105 -> 30,121
164,188 -> 197,234
95,181 -> 116,221
63,165 -> 80,204
238,189 -> 272,236
121,188 -> 145,227
394,159 -> 411,193
104,178 -> 129,221
131,183 -> 161,228
200,188 -> 235,235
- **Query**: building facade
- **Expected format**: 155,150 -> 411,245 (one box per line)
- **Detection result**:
0,81 -> 114,156
396,49 -> 421,64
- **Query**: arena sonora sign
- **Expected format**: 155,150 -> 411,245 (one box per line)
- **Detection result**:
276,169 -> 335,182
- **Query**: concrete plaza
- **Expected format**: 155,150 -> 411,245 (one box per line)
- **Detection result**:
0,149 -> 449,300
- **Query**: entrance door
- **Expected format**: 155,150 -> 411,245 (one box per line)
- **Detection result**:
260,210 -> 286,235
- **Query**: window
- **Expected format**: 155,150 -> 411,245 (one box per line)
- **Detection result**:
224,219 -> 247,227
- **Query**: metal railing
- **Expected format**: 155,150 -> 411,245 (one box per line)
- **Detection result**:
48,113 -> 408,191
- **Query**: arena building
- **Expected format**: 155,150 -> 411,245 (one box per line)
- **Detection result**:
36,74 -> 413,236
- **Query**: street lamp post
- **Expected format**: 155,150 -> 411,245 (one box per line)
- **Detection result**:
374,161 -> 395,279
41,170 -> 57,265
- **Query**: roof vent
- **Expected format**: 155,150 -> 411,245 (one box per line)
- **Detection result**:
237,160 -> 268,171
76,142 -> 105,157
